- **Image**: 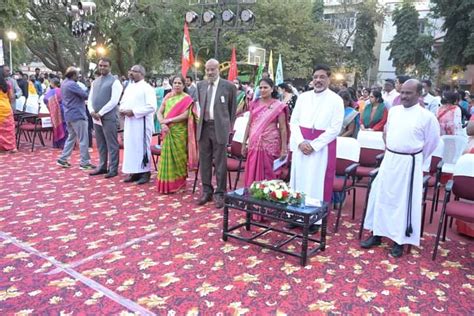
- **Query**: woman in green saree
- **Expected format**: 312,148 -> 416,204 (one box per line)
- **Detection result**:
360,90 -> 388,132
156,75 -> 198,193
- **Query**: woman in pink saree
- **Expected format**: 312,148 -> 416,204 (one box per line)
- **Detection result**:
43,78 -> 67,148
242,78 -> 289,187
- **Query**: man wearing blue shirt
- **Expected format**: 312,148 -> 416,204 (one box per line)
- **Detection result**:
56,67 -> 95,170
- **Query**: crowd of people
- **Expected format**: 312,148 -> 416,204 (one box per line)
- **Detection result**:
1,58 -> 474,258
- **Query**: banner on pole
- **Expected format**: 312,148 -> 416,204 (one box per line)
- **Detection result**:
275,54 -> 284,85
268,50 -> 274,81
228,47 -> 238,81
181,23 -> 195,77
0,40 -> 5,66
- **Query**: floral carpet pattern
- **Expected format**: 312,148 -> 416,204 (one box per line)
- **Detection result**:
1,147 -> 473,315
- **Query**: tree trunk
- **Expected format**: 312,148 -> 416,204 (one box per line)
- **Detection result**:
115,43 -> 126,76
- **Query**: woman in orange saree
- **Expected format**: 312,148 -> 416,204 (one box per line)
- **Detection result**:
0,67 -> 17,153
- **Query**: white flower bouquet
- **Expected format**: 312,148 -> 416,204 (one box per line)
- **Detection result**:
249,180 -> 304,205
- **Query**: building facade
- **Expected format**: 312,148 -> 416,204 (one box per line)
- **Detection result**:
322,0 -> 447,86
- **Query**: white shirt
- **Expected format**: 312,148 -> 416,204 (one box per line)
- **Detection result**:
87,79 -> 123,117
119,79 -> 157,174
119,80 -> 156,114
208,77 -> 220,120
289,88 -> 344,204
290,88 -> 344,152
423,93 -> 440,115
364,103 -> 440,246
382,89 -> 400,109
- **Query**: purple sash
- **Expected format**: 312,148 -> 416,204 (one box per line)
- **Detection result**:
300,126 -> 337,203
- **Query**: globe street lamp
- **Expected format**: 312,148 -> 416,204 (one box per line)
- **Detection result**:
334,73 -> 345,81
6,31 -> 17,72
96,46 -> 106,57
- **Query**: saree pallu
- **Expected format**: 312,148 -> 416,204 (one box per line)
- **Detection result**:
28,81 -> 37,96
340,107 -> 360,138
235,90 -> 247,115
47,88 -> 68,148
157,93 -> 197,194
0,90 -> 16,151
244,99 -> 289,188
362,102 -> 384,128
437,105 -> 458,136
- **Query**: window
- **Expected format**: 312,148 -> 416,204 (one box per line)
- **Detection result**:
418,19 -> 426,34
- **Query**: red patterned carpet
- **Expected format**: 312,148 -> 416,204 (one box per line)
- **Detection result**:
1,146 -> 473,315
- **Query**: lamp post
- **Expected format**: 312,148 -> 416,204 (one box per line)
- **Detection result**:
186,1 -> 256,59
68,2 -> 96,76
193,61 -> 201,82
6,31 -> 17,71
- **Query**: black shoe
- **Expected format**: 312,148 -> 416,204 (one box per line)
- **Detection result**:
308,224 -> 320,234
104,172 -> 118,179
197,193 -> 213,206
360,235 -> 382,249
123,173 -> 141,183
80,163 -> 97,171
390,243 -> 404,258
214,195 -> 225,209
286,222 -> 299,229
56,159 -> 71,168
89,169 -> 108,176
136,172 -> 151,185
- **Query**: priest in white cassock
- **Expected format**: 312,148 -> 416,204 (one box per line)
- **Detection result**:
289,64 -> 344,233
361,79 -> 440,258
119,65 -> 157,185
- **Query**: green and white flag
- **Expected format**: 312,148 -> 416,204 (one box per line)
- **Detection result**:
275,54 -> 284,85
254,63 -> 264,88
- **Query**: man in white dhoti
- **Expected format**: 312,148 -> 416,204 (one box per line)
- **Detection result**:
361,79 -> 440,257
289,64 -> 344,233
119,65 -> 157,185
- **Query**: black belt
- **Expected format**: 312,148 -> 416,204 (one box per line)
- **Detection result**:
386,148 -> 423,237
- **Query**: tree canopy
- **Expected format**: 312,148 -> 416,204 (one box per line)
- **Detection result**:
221,0 -> 340,79
351,0 -> 383,85
1,0 -> 187,75
3,0 -> 467,82
1,0 -> 344,80
387,0 -> 435,77
431,0 -> 474,69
